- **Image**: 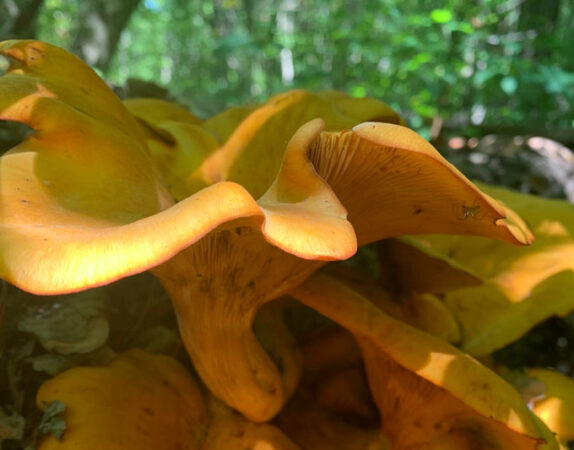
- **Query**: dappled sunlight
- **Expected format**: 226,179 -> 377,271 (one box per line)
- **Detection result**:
535,219 -> 570,238
420,351 -> 457,383
0,82 -> 57,120
401,184 -> 574,356
493,244 -> 574,301
289,270 -> 553,449
522,368 -> 574,446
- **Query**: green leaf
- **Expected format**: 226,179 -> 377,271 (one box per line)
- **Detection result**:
38,401 -> 67,440
350,85 -> 366,98
500,76 -> 518,95
0,408 -> 25,442
17,290 -> 109,355
430,9 -> 453,24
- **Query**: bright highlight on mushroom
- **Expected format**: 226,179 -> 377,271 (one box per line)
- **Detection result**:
0,40 -> 569,449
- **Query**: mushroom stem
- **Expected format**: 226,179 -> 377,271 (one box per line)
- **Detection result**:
161,278 -> 284,422
153,224 -> 316,422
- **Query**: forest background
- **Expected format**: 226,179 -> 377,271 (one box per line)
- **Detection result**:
2,0 -> 574,377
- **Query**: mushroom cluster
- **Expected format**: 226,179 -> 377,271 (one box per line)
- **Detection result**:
0,40 -> 571,449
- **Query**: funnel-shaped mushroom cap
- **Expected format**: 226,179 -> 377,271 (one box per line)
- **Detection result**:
36,350 -> 298,449
313,123 -> 533,246
155,120 -> 532,421
0,40 -> 530,294
525,368 -> 574,444
0,43 -> 351,421
290,272 -> 559,449
403,184 -> 574,356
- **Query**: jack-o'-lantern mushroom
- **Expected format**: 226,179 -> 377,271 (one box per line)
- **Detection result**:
524,368 -> 574,448
289,271 -> 559,449
398,184 -> 574,356
36,349 -> 299,450
0,40 -> 532,421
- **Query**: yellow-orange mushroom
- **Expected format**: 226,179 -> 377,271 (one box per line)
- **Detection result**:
276,324 -> 388,450
525,368 -> 574,446
290,271 -> 559,449
0,40 -> 533,421
124,98 -> 219,200
325,264 -> 461,343
37,349 -> 298,450
401,184 -> 574,356
377,238 -> 481,294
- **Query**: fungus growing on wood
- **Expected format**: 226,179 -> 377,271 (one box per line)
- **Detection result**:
0,40 -> 533,421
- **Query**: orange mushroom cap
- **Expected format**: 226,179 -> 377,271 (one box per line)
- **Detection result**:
402,184 -> 574,356
36,349 -> 298,450
290,271 -> 559,449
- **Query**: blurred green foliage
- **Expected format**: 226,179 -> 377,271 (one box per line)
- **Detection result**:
31,0 -> 574,139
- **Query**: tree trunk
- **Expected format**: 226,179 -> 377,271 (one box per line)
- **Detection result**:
518,0 -> 561,58
0,0 -> 45,39
71,0 -> 142,72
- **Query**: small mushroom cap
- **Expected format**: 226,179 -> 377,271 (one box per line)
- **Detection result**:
36,349 -> 298,450
290,272 -> 559,449
37,349 -> 207,449
404,184 -> 574,355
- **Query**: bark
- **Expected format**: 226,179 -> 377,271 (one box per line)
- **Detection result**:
518,0 -> 561,58
71,0 -> 142,72
0,0 -> 45,39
